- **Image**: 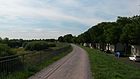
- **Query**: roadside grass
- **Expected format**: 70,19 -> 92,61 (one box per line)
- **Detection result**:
3,44 -> 72,79
81,46 -> 140,79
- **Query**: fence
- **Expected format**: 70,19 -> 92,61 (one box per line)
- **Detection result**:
0,45 -> 71,79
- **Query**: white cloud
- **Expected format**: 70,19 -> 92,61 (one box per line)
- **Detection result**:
56,0 -> 78,5
0,0 -> 106,25
0,28 -> 78,39
0,0 -> 139,39
95,0 -> 140,17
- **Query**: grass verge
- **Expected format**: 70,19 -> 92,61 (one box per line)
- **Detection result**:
81,46 -> 140,79
3,45 -> 72,79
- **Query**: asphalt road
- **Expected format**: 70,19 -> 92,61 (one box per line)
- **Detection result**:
29,44 -> 91,79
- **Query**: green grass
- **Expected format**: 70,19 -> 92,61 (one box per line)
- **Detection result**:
50,42 -> 69,50
81,46 -> 140,79
2,45 -> 72,79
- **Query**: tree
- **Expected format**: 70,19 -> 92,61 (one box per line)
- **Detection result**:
120,16 -> 140,45
105,24 -> 121,44
58,36 -> 64,42
77,34 -> 85,44
8,39 -> 23,48
71,36 -> 77,43
63,34 -> 73,43
3,37 -> 9,44
0,37 -> 2,43
57,15 -> 140,53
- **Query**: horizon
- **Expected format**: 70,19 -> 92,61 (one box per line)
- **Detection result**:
0,0 -> 139,39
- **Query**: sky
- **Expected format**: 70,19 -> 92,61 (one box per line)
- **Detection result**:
0,0 -> 139,39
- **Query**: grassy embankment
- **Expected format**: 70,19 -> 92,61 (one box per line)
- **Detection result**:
3,43 -> 72,79
81,46 -> 140,79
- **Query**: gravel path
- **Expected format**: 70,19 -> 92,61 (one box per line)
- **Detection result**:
28,44 -> 91,79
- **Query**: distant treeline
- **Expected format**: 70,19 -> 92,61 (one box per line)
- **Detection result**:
58,15 -> 140,54
0,38 -> 56,48
0,38 -> 56,57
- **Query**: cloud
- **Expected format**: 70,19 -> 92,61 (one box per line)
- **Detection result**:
0,0 -> 107,25
0,27 -> 78,39
0,0 -> 139,39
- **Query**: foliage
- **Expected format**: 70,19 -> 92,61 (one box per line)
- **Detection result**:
62,15 -> 140,46
63,34 -> 73,43
58,34 -> 73,43
45,39 -> 56,42
0,43 -> 15,57
105,23 -> 122,44
22,42 -> 28,48
48,43 -> 56,47
2,44 -> 72,79
58,36 -> 64,42
57,15 -> 140,54
8,40 -> 23,48
25,41 -> 49,51
120,16 -> 140,45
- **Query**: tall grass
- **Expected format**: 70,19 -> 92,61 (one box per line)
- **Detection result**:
82,46 -> 140,79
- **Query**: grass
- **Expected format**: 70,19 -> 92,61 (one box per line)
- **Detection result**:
2,45 -> 72,79
50,42 -> 69,50
81,46 -> 140,79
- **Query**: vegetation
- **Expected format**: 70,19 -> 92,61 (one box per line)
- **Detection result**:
58,15 -> 140,55
0,38 -> 57,57
0,37 -> 70,79
25,41 -> 49,51
80,16 -> 140,45
0,14 -> 139,78
0,44 -> 15,57
82,46 -> 140,79
8,39 -> 24,48
47,43 -> 56,47
58,34 -> 73,43
1,43 -> 72,79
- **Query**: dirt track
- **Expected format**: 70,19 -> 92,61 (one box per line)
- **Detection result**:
28,44 -> 91,79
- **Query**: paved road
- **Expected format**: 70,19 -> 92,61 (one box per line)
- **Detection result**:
29,44 -> 91,79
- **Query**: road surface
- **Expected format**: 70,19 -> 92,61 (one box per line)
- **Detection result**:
29,44 -> 91,79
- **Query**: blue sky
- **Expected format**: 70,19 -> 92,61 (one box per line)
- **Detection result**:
0,0 -> 139,39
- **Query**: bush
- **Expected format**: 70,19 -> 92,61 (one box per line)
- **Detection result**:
0,43 -> 15,57
48,43 -> 56,47
25,41 -> 49,51
22,42 -> 28,48
8,41 -> 22,48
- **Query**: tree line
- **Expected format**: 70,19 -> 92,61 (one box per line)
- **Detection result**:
58,15 -> 140,54
0,38 -> 56,57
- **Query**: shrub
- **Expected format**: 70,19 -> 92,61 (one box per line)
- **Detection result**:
48,43 -> 56,47
8,41 -> 22,48
0,43 -> 15,57
22,42 -> 28,48
25,41 -> 49,51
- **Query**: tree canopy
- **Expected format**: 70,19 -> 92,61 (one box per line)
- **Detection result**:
58,15 -> 140,46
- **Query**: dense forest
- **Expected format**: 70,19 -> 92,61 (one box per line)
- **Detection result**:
58,15 -> 140,55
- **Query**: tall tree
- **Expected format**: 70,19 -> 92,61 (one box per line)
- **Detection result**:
63,34 -> 73,43
58,36 -> 64,42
